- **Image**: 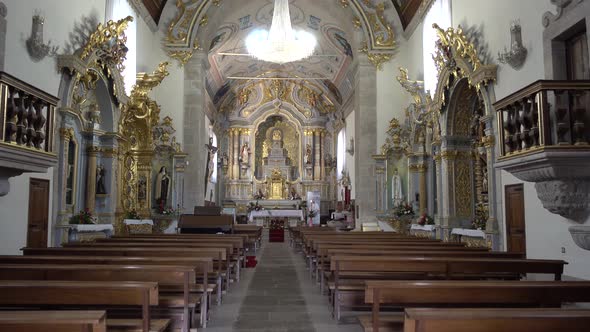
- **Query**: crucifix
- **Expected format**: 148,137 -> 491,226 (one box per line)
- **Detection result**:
204,136 -> 218,198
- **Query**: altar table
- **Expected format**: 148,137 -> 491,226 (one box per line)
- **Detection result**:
248,210 -> 304,227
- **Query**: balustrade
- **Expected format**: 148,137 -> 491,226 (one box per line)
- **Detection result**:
495,80 -> 590,158
0,72 -> 57,153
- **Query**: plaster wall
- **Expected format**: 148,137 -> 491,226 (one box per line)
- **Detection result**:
501,171 -> 590,280
0,170 -> 53,254
2,0 -> 106,96
345,110 -> 355,199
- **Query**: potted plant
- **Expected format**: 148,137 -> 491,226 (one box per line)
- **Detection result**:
69,208 -> 96,225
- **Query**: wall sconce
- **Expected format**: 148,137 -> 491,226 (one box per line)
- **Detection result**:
346,137 -> 354,156
26,13 -> 59,62
498,20 -> 528,69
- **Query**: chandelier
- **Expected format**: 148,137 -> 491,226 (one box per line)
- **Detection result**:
246,0 -> 316,64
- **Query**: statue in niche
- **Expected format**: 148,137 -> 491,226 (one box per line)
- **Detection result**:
96,164 -> 107,195
482,167 -> 489,193
304,144 -> 312,165
155,166 -> 171,206
289,186 -> 301,200
272,129 -> 282,141
392,168 -> 404,207
240,142 -> 250,165
204,136 -> 218,195
138,176 -> 147,201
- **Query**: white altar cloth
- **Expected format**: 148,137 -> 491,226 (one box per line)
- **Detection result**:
451,228 -> 486,238
124,219 -> 154,226
411,224 -> 436,232
70,224 -> 114,232
248,210 -> 304,223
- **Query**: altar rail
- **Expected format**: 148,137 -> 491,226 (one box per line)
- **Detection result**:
494,80 -> 590,159
0,72 -> 58,154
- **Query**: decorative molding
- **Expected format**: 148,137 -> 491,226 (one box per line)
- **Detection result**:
542,0 -> 584,27
569,225 -> 590,251
536,180 -> 590,221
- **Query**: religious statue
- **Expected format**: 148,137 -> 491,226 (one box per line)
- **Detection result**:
272,129 -> 282,141
340,170 -> 350,188
482,167 -> 489,193
240,142 -> 250,164
155,166 -> 171,206
289,186 -> 301,200
392,168 -> 404,207
304,144 -> 312,164
204,136 -> 218,195
96,164 -> 106,195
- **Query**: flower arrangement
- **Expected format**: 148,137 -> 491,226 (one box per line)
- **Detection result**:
471,202 -> 489,230
247,201 -> 263,213
394,202 -> 415,218
125,209 -> 141,220
307,209 -> 317,219
417,213 -> 434,226
158,206 -> 177,215
270,219 -> 284,230
69,208 -> 96,225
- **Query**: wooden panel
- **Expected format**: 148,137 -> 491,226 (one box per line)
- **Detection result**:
27,178 -> 49,248
142,0 -> 168,24
505,184 -> 526,255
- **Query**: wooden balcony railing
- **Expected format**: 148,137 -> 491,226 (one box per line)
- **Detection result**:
0,72 -> 58,154
495,80 -> 590,158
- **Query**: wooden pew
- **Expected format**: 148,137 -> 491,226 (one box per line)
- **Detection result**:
0,280 -> 165,332
330,256 -> 566,320
399,308 -> 590,332
0,311 -> 107,332
0,264 -> 199,331
22,246 -> 227,304
317,249 -> 524,293
365,280 -> 590,332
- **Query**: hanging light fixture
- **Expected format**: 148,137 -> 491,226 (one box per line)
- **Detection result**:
246,0 -> 316,64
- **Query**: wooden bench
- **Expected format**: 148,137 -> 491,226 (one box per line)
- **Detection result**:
0,264 -> 200,331
397,308 -> 590,332
365,280 -> 590,332
0,311 -> 107,332
22,246 -> 227,304
330,256 -> 566,320
0,280 -> 166,332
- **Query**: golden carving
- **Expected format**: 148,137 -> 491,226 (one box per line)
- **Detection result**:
81,16 -> 133,72
199,14 -> 209,26
167,43 -> 200,66
60,127 -> 75,140
353,16 -> 362,29
455,160 -> 472,217
372,2 -> 395,47
339,0 -> 349,8
482,135 -> 495,148
433,23 -> 481,71
359,42 -> 392,70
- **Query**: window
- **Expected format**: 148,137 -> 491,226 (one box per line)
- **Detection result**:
423,0 -> 452,97
337,128 -> 346,180
106,0 -> 136,95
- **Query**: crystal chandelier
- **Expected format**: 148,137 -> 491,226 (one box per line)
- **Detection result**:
246,0 -> 316,64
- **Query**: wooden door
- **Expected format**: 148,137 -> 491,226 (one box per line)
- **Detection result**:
566,31 -> 589,80
27,178 -> 50,248
505,184 -> 526,255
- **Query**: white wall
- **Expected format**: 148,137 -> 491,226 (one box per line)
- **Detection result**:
0,170 -> 53,254
3,0 -> 106,96
345,110 -> 356,199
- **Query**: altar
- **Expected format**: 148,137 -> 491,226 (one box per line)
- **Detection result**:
249,209 -> 304,227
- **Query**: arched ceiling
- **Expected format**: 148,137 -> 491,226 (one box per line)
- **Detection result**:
156,0 -> 408,118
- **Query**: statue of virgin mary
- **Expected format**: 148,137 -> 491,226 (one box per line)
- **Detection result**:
392,168 -> 404,207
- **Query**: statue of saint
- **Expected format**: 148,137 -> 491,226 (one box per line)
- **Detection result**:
272,129 -> 282,141
482,167 -> 489,193
240,142 -> 250,164
304,144 -> 312,164
392,168 -> 404,207
155,166 -> 171,206
96,165 -> 107,194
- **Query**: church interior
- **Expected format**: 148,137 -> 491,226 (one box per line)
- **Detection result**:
0,0 -> 590,331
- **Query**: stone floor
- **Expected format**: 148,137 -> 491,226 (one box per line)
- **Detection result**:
205,231 -> 363,332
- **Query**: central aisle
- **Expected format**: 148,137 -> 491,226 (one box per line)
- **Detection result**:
206,231 -> 362,332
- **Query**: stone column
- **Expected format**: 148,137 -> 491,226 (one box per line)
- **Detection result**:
58,128 -> 73,222
0,2 -> 6,71
183,52 -> 208,211
232,129 -> 240,180
314,130 -> 321,180
354,56 -> 377,224
228,129 -> 234,180
86,146 -> 99,213
373,155 -> 387,214
173,154 -> 187,211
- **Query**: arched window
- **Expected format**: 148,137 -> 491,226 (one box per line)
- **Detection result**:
423,0 -> 452,97
106,0 -> 136,95
336,128 -> 346,180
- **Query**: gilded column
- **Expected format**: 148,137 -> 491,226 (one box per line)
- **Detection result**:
86,146 -> 99,213
59,128 -> 74,220
320,130 -> 326,181
314,130 -> 321,180
232,129 -> 240,180
483,134 -> 497,232
418,164 -> 428,215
